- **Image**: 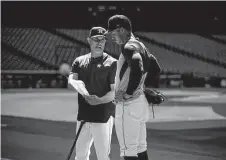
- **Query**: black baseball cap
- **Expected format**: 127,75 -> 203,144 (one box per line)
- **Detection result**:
89,27 -> 106,38
105,15 -> 132,34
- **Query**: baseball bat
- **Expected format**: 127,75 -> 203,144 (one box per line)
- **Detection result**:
66,120 -> 86,160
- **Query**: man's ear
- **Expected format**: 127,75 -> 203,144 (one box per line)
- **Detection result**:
87,37 -> 91,45
119,28 -> 124,34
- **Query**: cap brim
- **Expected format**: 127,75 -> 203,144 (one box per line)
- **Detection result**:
90,35 -> 105,38
104,30 -> 113,36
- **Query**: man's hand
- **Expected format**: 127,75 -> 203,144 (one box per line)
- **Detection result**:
115,90 -> 134,102
115,90 -> 125,102
84,95 -> 103,105
115,90 -> 141,102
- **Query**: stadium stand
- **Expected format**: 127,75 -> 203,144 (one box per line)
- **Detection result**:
138,39 -> 226,77
1,28 -> 226,88
212,35 -> 226,42
136,32 -> 226,65
56,29 -> 121,57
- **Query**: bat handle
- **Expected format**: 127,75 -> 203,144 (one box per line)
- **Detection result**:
66,120 -> 86,160
151,104 -> 155,119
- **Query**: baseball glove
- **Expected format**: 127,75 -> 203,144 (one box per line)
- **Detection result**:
144,88 -> 166,105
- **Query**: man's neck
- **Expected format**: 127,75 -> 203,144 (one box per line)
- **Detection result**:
122,32 -> 134,45
91,51 -> 103,58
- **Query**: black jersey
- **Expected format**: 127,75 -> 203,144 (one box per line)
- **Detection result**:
71,52 -> 117,123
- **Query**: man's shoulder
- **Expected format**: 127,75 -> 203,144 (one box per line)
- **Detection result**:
123,38 -> 144,53
104,52 -> 117,63
74,53 -> 91,62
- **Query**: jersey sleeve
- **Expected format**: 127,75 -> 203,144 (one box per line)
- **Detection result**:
70,58 -> 80,74
123,45 -> 143,95
108,60 -> 117,84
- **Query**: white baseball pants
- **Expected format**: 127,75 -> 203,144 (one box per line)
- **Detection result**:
75,116 -> 114,160
115,94 -> 149,157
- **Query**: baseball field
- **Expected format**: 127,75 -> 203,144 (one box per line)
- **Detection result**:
1,88 -> 226,160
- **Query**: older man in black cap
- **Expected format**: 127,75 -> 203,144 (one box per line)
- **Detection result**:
68,26 -> 117,160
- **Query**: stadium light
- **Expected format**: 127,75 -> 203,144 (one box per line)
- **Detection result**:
108,6 -> 116,10
98,5 -> 105,12
214,17 -> 219,21
88,7 -> 92,12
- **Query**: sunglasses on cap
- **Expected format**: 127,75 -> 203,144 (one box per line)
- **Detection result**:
90,36 -> 107,42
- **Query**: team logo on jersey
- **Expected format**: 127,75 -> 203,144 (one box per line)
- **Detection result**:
97,64 -> 102,68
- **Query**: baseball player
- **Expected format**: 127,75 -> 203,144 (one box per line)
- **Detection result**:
68,27 -> 117,160
105,15 -> 161,160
